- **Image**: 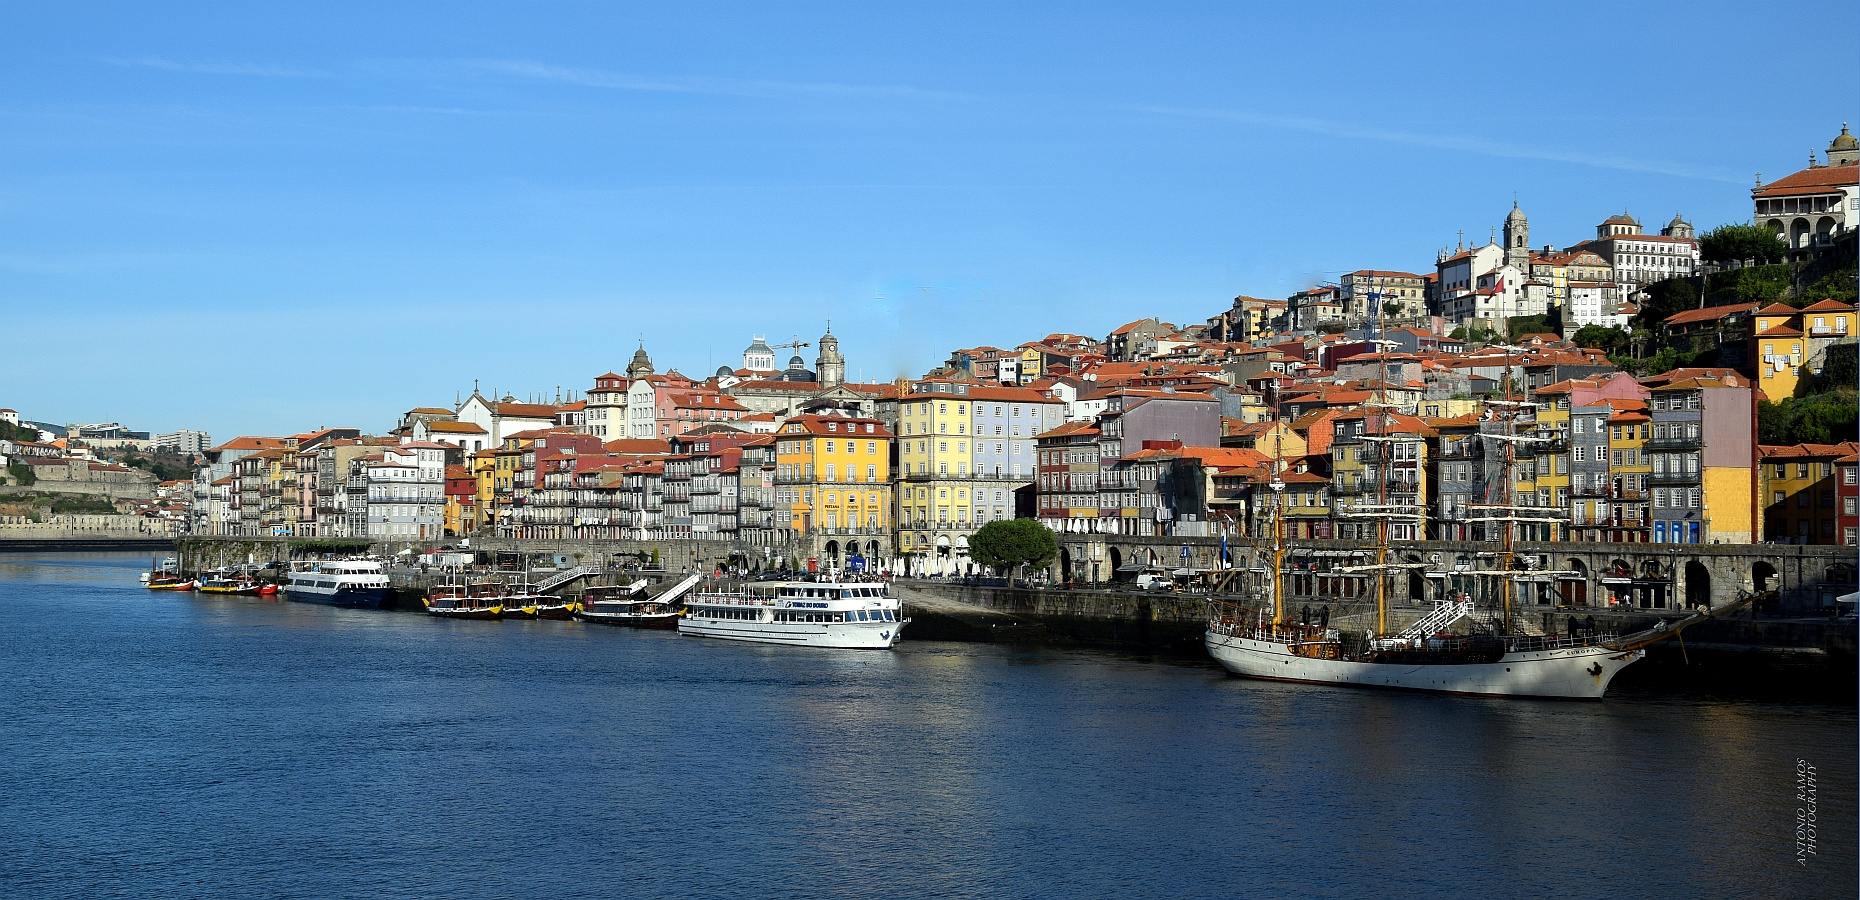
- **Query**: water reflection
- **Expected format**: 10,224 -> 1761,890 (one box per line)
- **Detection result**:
0,552 -> 1850,899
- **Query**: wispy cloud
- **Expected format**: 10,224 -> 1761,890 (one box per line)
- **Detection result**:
1122,104 -> 1745,183
104,56 -> 328,78
466,59 -> 977,103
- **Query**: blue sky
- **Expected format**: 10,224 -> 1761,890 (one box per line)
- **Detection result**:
3,2 -> 1854,440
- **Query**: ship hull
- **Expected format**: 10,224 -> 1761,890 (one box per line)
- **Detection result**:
1205,631 -> 1644,699
283,586 -> 392,609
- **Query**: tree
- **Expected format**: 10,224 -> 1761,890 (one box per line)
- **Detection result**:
1382,301 -> 1403,319
1759,390 -> 1859,445
1573,324 -> 1629,354
1699,222 -> 1789,265
967,518 -> 1058,574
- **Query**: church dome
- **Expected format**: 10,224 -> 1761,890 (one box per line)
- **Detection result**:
716,364 -> 734,377
626,344 -> 654,377
1832,123 -> 1858,152
1505,202 -> 1527,223
744,336 -> 773,355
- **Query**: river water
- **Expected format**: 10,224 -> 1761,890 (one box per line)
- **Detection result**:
0,552 -> 1851,899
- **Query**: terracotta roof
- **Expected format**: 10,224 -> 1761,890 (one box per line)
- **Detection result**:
1753,162 -> 1858,198
210,436 -> 292,452
491,402 -> 559,419
407,407 -> 454,415
1036,421 -> 1100,440
1800,299 -> 1857,313
1760,442 -> 1860,459
1754,324 -> 1804,338
423,420 -> 487,434
1755,303 -> 1800,316
1663,302 -> 1758,326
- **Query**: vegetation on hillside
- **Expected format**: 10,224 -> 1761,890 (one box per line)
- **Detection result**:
120,452 -> 195,483
1698,223 -> 1789,265
0,420 -> 40,443
1759,389 -> 1860,445
7,462 -> 35,486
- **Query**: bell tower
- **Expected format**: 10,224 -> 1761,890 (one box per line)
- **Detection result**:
815,324 -> 845,388
1503,202 -> 1531,271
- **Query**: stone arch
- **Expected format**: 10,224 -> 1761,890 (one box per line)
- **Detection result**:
1561,557 -> 1588,607
1827,562 -> 1856,585
1791,218 -> 1811,249
1641,559 -> 1663,578
1753,560 -> 1778,593
1816,216 -> 1837,242
824,540 -> 839,562
1107,545 -> 1123,576
1684,561 -> 1711,609
1058,547 -> 1072,583
1609,558 -> 1632,579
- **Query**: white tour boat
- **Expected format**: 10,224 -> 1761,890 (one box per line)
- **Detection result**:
283,558 -> 392,608
678,579 -> 907,649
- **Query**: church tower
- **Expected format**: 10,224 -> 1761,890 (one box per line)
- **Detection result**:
626,343 -> 655,378
1503,202 -> 1531,271
815,325 -> 845,388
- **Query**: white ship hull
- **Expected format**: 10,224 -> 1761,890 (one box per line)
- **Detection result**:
1204,630 -> 1644,699
679,578 -> 906,650
678,617 -> 905,649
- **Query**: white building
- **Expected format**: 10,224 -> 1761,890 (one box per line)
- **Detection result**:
1564,282 -> 1631,334
153,430 -> 211,455
363,444 -> 447,540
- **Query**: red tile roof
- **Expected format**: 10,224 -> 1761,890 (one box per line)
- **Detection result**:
1753,162 -> 1858,198
1663,302 -> 1758,326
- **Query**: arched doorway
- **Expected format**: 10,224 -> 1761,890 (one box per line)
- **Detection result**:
1560,558 -> 1588,607
1058,547 -> 1073,585
1685,561 -> 1711,609
1107,546 -> 1123,584
1753,560 -> 1778,593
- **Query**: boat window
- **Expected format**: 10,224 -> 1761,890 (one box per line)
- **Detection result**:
841,590 -> 853,599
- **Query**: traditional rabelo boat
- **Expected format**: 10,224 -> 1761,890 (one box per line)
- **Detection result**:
1204,343 -> 1746,699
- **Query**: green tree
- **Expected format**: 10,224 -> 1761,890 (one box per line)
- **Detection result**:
1759,389 -> 1860,445
967,518 -> 1058,574
1699,222 -> 1789,265
1573,324 -> 1629,354
7,462 -> 34,486
1802,266 -> 1859,306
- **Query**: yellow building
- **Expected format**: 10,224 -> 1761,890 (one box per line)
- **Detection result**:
1529,384 -> 1575,539
1607,401 -> 1651,540
1753,300 -> 1858,399
774,414 -> 894,570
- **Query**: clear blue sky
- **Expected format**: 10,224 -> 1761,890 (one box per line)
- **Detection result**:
3,2 -> 1854,440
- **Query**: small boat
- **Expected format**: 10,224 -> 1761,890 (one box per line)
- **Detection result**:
424,576 -> 506,620
196,570 -> 253,595
534,600 -> 578,620
146,578 -> 196,592
255,583 -> 279,596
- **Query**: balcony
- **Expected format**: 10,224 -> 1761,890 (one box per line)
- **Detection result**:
1647,434 -> 1701,450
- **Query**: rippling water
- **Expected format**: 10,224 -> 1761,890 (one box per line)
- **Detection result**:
0,553 -> 1852,899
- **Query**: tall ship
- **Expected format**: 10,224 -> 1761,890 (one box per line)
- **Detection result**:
1205,344 -> 1738,699
678,578 -> 907,649
283,559 -> 392,609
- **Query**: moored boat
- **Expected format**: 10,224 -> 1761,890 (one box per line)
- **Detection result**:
283,558 -> 392,608
677,577 -> 906,649
576,575 -> 697,629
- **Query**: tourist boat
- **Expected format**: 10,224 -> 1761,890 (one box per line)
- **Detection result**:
282,558 -> 392,609
423,576 -> 505,620
678,577 -> 906,649
1205,356 -> 1739,699
576,578 -> 687,629
423,595 -> 504,620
